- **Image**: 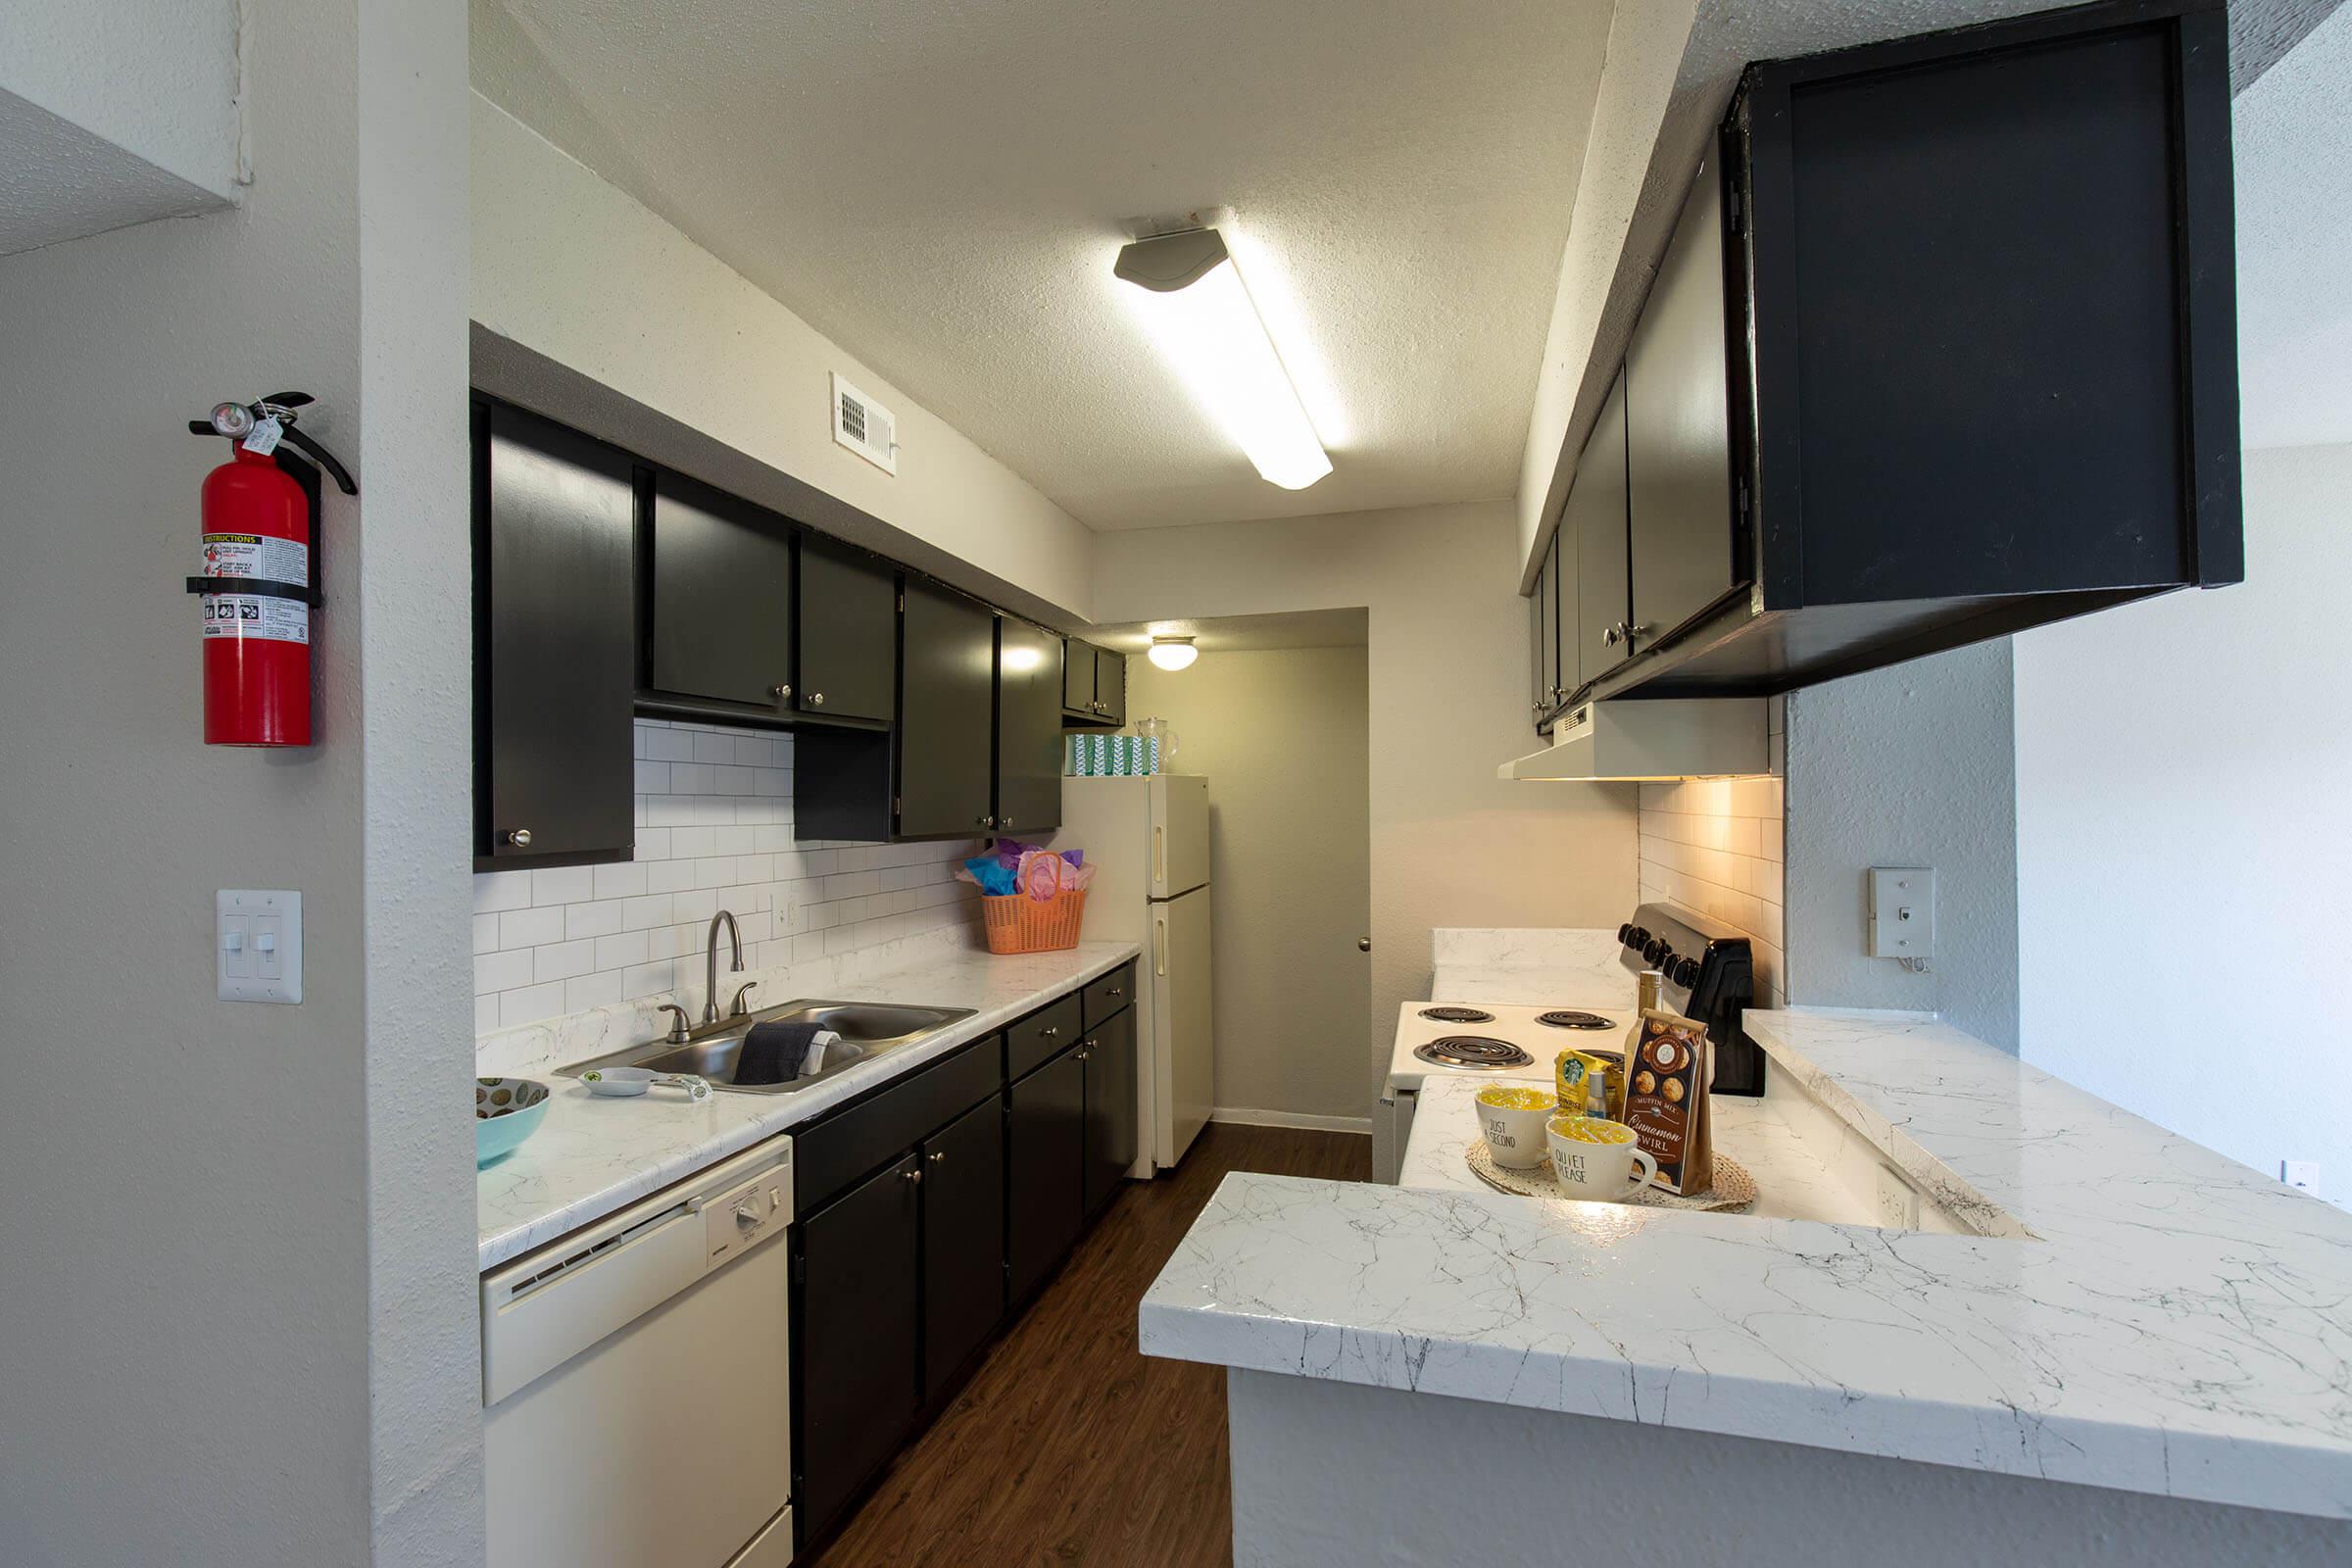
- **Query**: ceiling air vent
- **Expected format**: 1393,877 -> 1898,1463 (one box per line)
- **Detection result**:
831,372 -> 899,475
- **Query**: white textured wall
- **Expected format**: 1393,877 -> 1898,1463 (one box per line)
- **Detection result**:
469,92 -> 1096,620
0,0 -> 240,199
0,3 -> 480,1563
1093,500 -> 1640,1174
1125,646 -> 1373,1128
1784,642 -> 2021,1050
2016,445 -> 2352,1205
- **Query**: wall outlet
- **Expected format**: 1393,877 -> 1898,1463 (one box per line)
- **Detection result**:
2283,1160 -> 2320,1194
218,889 -> 302,1004
1868,867 -> 1936,959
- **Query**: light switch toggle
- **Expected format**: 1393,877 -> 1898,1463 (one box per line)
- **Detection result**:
218,890 -> 303,1004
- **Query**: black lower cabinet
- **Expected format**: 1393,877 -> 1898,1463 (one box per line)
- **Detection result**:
795,1151 -> 921,1543
920,1092 -> 1006,1402
1006,1047 -> 1086,1303
1082,1006 -> 1138,1219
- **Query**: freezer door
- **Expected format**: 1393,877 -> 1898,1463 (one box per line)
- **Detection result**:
1149,774 -> 1210,898
1152,887 -> 1213,1167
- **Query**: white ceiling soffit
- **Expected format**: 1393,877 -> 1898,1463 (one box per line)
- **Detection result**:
1513,0 -> 2346,586
1092,609 -> 1368,656
2233,1 -> 2352,450
471,0 -> 1614,531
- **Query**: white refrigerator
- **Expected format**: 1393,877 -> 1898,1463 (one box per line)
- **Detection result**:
1055,775 -> 1212,1174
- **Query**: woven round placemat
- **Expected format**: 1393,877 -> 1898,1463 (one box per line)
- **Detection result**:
1466,1143 -> 1757,1212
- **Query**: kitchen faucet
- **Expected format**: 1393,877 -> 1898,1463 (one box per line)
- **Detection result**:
703,909 -> 744,1025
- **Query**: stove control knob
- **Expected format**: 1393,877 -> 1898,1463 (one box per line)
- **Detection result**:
1671,956 -> 1701,989
1624,926 -> 1649,952
1617,923 -> 1637,944
1643,937 -> 1672,965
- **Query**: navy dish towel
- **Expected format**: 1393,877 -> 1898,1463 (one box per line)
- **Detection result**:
734,1020 -> 820,1086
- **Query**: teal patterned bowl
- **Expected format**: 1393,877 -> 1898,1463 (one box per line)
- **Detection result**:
475,1078 -> 551,1167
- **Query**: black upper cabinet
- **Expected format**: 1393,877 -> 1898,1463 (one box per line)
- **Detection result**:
1061,641 -> 1125,726
1573,368 -> 1633,695
643,469 -> 795,715
995,617 -> 1063,836
1565,0 -> 2238,702
1626,165 -> 1738,654
798,537 -> 897,724
794,1150 -> 921,1544
473,401 -> 637,869
897,579 -> 996,839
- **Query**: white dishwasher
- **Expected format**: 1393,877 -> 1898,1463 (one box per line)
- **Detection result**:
483,1135 -> 795,1568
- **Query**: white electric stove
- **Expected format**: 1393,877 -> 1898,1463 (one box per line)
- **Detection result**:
1382,999 -> 1634,1176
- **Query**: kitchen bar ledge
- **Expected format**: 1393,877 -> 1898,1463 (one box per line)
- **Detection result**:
1140,1007 -> 2352,1523
477,939 -> 1139,1270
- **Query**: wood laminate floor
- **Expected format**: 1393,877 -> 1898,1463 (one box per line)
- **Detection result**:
803,1121 -> 1372,1568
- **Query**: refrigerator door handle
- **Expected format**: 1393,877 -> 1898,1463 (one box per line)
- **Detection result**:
1153,911 -> 1168,977
1153,824 -> 1165,891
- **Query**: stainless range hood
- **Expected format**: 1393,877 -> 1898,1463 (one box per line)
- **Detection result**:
1498,699 -> 1768,783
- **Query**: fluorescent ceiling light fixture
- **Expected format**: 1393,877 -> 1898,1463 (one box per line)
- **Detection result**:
1147,635 -> 1200,671
1115,228 -> 1332,490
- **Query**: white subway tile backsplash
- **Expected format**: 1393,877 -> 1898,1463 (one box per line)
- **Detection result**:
1638,755 -> 1786,1007
468,718 -> 982,1037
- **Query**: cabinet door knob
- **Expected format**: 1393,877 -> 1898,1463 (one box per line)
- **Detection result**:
503,828 -> 533,848
1626,623 -> 1654,639
770,683 -> 792,701
1106,987 -> 1123,999
1002,815 -> 1013,829
928,1151 -> 947,1166
979,814 -> 998,829
809,692 -> 825,707
1601,625 -> 1623,647
902,1167 -> 923,1186
1039,1026 -> 1059,1039
1357,938 -> 1371,953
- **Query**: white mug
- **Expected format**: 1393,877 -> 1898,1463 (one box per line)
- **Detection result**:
1546,1114 -> 1657,1200
1475,1086 -> 1558,1170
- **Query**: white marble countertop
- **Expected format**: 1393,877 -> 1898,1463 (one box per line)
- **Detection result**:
1143,1004 -> 2352,1519
1398,1071 -> 1882,1229
477,941 -> 1139,1271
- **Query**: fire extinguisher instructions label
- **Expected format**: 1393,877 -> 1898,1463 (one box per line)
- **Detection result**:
202,594 -> 310,645
202,532 -> 309,586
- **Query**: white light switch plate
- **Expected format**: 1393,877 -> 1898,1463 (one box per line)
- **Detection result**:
218,889 -> 302,1004
1868,867 -> 1936,959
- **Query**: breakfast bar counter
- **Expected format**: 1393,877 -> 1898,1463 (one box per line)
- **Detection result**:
1141,1007 -> 2352,1563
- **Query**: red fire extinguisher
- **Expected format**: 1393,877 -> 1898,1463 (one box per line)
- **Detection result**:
183,393 -> 357,747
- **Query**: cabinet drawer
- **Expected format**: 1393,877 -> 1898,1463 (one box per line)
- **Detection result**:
793,1040 -> 1001,1214
1005,993 -> 1084,1081
1082,963 -> 1136,1031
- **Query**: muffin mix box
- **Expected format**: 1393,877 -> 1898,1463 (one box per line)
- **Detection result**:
1620,1008 -> 1713,1195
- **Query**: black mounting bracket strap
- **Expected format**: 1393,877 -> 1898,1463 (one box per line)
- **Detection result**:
185,575 -> 317,606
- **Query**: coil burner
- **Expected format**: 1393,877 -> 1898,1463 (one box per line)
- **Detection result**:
1412,1036 -> 1535,1070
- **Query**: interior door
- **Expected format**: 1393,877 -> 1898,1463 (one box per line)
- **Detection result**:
794,1152 -> 920,1543
796,536 -> 897,722
897,578 -> 995,838
1152,887 -> 1212,1169
645,469 -> 795,710
995,617 -> 1063,836
1574,368 -> 1633,690
1082,1005 -> 1138,1217
1006,1048 -> 1085,1303
1148,774 -> 1210,897
919,1093 -> 1005,1400
1626,163 -> 1736,651
478,402 -> 636,864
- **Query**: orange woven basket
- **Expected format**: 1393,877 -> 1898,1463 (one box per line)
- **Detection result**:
981,888 -> 1088,955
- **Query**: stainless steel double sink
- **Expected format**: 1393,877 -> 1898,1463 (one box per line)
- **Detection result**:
561,1000 -> 976,1095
